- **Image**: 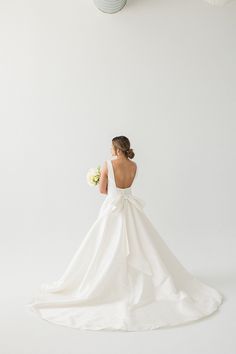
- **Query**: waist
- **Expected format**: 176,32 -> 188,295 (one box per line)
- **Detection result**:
116,187 -> 132,194
108,187 -> 132,197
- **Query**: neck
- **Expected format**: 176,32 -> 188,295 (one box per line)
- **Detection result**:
116,155 -> 128,160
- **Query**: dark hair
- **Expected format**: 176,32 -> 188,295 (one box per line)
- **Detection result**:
112,136 -> 135,159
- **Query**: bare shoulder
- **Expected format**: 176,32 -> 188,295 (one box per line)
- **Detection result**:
128,159 -> 137,174
130,160 -> 137,169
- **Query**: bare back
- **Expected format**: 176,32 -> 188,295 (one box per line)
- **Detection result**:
111,158 -> 137,189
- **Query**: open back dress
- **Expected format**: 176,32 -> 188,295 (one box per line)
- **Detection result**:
27,158 -> 223,331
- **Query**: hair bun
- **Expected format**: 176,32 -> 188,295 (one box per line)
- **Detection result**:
127,148 -> 135,159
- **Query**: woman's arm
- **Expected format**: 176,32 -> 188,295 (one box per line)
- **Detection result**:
99,161 -> 108,194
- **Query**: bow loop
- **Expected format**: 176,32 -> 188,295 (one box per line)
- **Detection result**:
110,192 -> 145,213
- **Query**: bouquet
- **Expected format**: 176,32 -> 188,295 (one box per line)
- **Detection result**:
86,165 -> 101,186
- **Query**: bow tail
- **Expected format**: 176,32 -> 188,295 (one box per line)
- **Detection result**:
122,207 -> 130,257
110,193 -> 152,276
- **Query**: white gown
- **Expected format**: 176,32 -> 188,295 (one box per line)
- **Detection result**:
27,158 -> 223,331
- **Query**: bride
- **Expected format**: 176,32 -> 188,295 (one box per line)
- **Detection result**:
27,135 -> 223,331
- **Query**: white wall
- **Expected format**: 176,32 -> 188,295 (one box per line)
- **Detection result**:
0,0 -> 235,297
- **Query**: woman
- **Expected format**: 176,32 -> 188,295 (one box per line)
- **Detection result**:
99,137 -> 136,195
27,135 -> 223,331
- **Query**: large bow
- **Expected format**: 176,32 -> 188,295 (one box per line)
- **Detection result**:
109,192 -> 152,276
110,193 -> 145,213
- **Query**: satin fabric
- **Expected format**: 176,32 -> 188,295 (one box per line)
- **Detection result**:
27,158 -> 223,331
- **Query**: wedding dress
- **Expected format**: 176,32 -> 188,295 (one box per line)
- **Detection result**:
27,158 -> 223,331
